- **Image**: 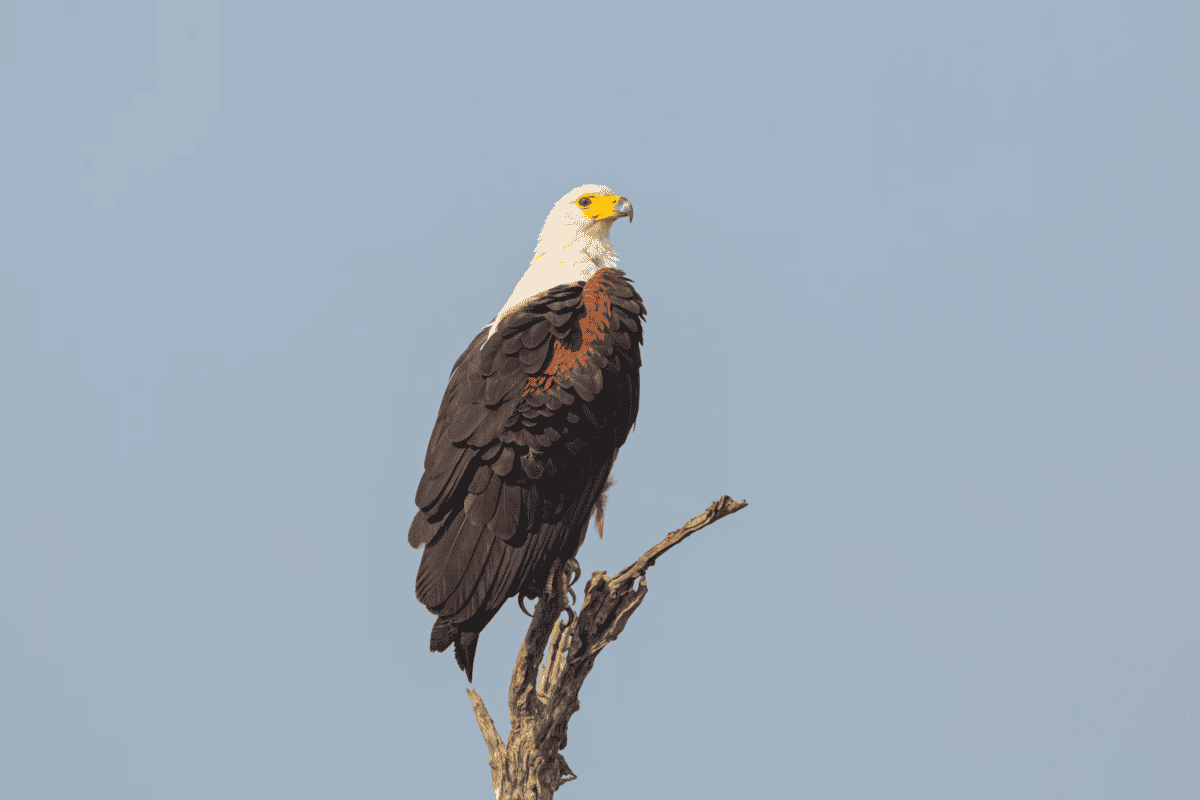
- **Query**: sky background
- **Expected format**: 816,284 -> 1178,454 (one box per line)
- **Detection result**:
2,2 -> 1198,798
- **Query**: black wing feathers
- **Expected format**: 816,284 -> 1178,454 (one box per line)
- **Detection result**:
412,271 -> 646,680
467,471 -> 501,526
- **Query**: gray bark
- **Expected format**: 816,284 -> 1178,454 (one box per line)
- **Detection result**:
468,495 -> 749,799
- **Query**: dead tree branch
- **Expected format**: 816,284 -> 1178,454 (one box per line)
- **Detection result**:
467,494 -> 749,799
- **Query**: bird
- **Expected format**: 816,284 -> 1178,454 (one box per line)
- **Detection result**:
409,184 -> 645,682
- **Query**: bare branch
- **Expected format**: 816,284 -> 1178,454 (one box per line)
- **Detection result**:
467,495 -> 748,799
467,688 -> 505,800
612,494 -> 750,584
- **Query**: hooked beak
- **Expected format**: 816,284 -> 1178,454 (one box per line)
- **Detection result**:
612,196 -> 633,223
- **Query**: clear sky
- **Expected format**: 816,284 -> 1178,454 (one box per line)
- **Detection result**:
2,2 -> 1198,798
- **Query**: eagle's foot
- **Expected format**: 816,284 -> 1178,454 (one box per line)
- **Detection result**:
564,557 -> 582,606
542,559 -> 581,626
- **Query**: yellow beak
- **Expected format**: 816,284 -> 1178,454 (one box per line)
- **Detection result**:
582,195 -> 634,223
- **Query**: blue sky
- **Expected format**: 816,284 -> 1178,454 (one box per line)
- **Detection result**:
2,2 -> 1198,798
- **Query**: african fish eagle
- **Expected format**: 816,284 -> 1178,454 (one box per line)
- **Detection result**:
409,185 -> 645,682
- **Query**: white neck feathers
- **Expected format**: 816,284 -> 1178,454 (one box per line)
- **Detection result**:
486,191 -> 621,340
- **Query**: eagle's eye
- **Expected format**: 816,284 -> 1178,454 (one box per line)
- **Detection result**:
577,197 -> 592,208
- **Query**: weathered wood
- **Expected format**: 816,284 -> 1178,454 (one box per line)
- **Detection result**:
468,495 -> 749,798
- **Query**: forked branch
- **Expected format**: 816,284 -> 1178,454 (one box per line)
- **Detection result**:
467,495 -> 749,799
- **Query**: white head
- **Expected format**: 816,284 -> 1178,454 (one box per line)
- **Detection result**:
487,185 -> 633,339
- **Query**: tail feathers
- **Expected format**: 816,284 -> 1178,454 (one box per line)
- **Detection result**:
455,631 -> 480,682
428,617 -> 481,683
429,617 -> 455,653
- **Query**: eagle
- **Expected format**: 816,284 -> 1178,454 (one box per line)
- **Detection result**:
409,185 -> 646,681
